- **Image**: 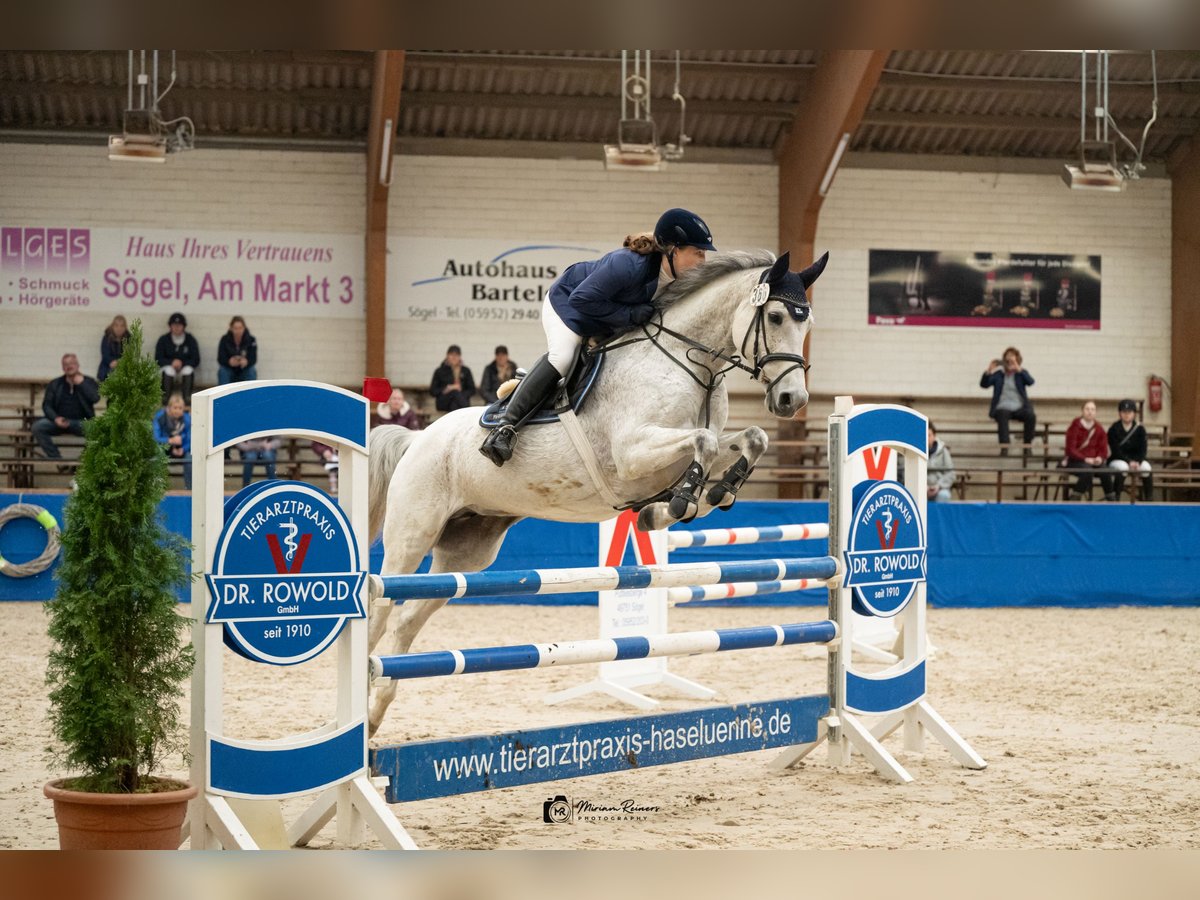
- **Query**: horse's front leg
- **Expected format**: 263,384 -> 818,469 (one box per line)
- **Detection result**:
611,424 -> 720,530
701,425 -> 769,513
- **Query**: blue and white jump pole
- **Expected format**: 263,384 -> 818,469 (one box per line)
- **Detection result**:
368,555 -> 839,603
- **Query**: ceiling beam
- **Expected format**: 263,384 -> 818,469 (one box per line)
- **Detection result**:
403,51 -> 816,82
1168,135 -> 1200,449
0,81 -> 798,121
775,50 -> 888,494
861,109 -> 1195,136
877,71 -> 1198,100
399,90 -> 795,119
777,50 -> 888,254
0,81 -> 370,107
365,50 -> 404,383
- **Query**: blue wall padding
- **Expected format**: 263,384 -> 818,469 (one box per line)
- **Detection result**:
927,501 -> 1199,607
3,493 -> 1195,608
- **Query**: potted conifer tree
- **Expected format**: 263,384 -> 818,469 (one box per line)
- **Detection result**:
43,320 -> 196,849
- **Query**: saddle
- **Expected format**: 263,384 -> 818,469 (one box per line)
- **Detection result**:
479,349 -> 606,428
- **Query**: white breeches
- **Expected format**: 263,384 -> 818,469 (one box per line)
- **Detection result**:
541,295 -> 583,377
1110,459 -> 1152,474
161,365 -> 195,376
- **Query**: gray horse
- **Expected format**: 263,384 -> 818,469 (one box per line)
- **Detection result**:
365,249 -> 828,735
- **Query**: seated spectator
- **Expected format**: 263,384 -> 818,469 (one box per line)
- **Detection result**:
927,422 -> 956,502
1062,400 -> 1115,501
479,345 -> 519,404
430,344 -> 475,413
33,353 -> 100,469
217,315 -> 258,385
311,441 -> 339,495
237,435 -> 281,487
979,347 -> 1036,454
155,312 -> 201,405
372,388 -> 423,430
1108,398 -> 1153,501
97,315 -> 129,382
153,393 -> 192,489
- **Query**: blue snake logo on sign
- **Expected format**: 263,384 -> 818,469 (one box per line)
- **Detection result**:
843,480 -> 927,617
205,482 -> 365,666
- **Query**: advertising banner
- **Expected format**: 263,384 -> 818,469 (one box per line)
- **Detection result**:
387,237 -> 604,324
868,249 -> 1101,330
0,224 -> 363,317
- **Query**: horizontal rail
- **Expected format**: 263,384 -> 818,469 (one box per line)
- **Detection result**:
668,578 -> 826,604
371,556 -> 840,603
667,523 -> 828,548
370,620 -> 838,680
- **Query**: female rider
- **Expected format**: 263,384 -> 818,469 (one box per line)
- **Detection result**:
480,207 -> 716,466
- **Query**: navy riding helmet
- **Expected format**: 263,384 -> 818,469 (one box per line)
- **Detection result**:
654,208 -> 717,251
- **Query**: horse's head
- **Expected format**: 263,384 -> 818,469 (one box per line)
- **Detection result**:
733,250 -> 828,418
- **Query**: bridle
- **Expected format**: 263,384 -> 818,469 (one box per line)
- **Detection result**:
740,271 -> 812,394
590,266 -> 812,427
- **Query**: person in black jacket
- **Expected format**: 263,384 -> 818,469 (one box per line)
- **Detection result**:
1108,399 -> 1153,501
97,315 -> 128,382
480,207 -> 716,466
217,315 -> 258,385
479,345 -> 518,404
32,353 -> 100,465
154,311 -> 201,405
430,345 -> 476,413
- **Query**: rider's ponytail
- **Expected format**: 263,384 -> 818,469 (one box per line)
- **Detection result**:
623,232 -> 663,255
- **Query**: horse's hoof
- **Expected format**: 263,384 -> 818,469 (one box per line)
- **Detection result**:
668,495 -> 697,521
637,503 -> 668,532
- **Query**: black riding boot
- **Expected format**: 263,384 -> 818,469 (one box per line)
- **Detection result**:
479,356 -> 562,467
181,373 -> 195,407
161,373 -> 175,406
1142,474 -> 1154,502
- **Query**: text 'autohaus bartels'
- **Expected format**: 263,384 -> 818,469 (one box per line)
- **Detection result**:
441,257 -> 561,302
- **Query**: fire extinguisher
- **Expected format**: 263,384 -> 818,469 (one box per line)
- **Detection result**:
1148,375 -> 1164,413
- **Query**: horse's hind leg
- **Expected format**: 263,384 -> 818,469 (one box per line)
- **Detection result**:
367,505 -> 448,736
368,515 -> 519,737
381,514 -> 520,658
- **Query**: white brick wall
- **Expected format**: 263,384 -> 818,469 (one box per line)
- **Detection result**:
1,144 -> 1173,429
813,167 -> 1172,424
0,143 -> 364,386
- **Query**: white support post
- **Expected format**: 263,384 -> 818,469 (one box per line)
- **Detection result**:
773,399 -> 984,782
184,381 -> 415,850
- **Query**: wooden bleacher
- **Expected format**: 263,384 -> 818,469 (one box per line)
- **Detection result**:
3,375 -> 1197,501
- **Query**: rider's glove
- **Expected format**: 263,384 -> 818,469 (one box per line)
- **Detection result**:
629,305 -> 656,325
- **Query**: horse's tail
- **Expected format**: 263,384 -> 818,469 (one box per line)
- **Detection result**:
367,426 -> 420,542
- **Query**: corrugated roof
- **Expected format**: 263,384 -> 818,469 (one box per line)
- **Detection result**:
0,49 -> 1196,160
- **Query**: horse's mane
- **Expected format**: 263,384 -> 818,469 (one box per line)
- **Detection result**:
654,250 -> 776,309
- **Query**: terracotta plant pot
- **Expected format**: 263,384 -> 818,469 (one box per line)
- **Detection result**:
44,778 -> 198,850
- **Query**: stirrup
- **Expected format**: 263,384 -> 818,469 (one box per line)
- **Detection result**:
480,424 -> 517,467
